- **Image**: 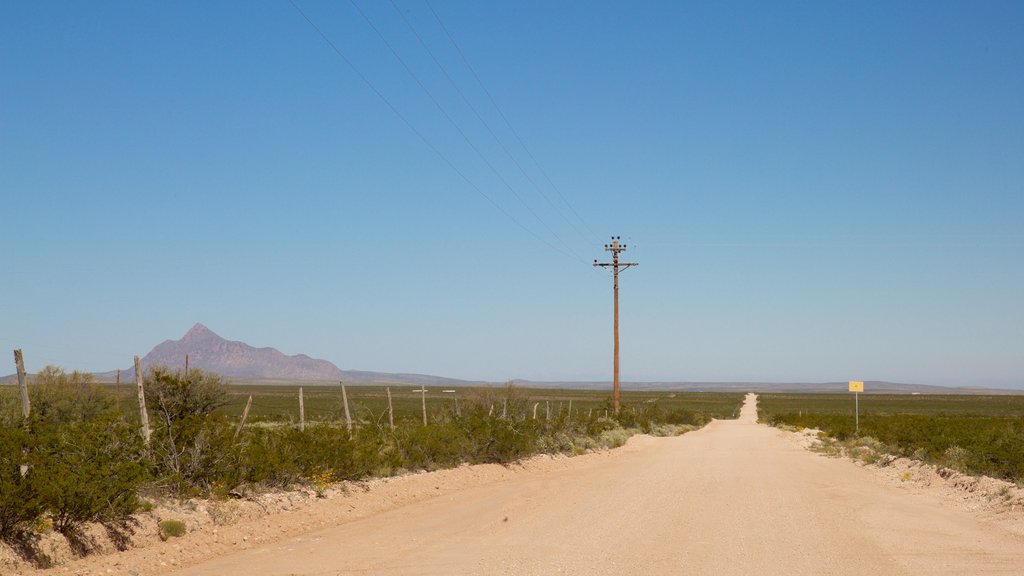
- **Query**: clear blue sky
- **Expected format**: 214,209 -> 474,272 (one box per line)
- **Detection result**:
3,1 -> 1022,388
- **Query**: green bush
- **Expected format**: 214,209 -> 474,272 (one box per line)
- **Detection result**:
0,427 -> 43,540
159,519 -> 186,540
31,417 -> 148,535
27,366 -> 115,426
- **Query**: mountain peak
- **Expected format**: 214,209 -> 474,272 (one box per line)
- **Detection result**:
139,324 -> 344,380
183,323 -> 218,340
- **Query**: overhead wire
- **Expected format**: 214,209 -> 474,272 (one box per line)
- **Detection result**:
387,0 -> 595,254
347,0 -> 584,263
423,0 -> 604,245
286,0 -> 575,261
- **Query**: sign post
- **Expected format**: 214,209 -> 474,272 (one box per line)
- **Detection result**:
848,381 -> 864,433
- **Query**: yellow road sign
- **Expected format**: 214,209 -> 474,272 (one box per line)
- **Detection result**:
849,381 -> 864,393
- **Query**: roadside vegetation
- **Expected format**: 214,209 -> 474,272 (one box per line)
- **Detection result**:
0,366 -> 743,564
758,393 -> 1024,483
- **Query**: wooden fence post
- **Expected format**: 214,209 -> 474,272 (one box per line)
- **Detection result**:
532,402 -> 539,420
299,387 -> 305,432
502,398 -> 507,419
546,401 -> 551,420
341,382 -> 352,433
568,400 -> 572,418
420,384 -> 427,426
386,387 -> 394,430
14,349 -> 29,424
134,356 -> 151,445
13,349 -> 30,477
234,395 -> 253,438
115,368 -> 121,414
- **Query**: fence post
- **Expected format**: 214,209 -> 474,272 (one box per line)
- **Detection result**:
116,368 -> 121,414
386,387 -> 395,430
13,349 -> 30,477
234,395 -> 253,438
546,401 -> 551,420
532,402 -> 539,420
502,398 -> 507,419
341,382 -> 352,433
14,349 -> 29,424
568,400 -> 572,418
420,384 -> 427,426
134,356 -> 151,445
299,387 -> 305,432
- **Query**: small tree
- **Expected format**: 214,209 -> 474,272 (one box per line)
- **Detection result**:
144,366 -> 227,422
144,366 -> 233,493
29,366 -> 115,426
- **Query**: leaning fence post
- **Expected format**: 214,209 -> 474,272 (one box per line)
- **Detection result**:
234,395 -> 253,438
386,387 -> 395,430
14,349 -> 29,424
134,356 -> 151,445
532,402 -> 539,420
299,387 -> 305,432
341,382 -> 352,433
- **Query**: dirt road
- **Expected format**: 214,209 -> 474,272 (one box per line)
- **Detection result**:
166,394 -> 1023,575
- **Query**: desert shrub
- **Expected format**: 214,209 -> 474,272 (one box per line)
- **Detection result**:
0,427 -> 43,540
27,366 -> 115,426
144,367 -> 236,494
145,366 -> 228,422
158,519 -> 186,540
150,415 -> 238,495
31,416 -> 148,535
393,420 -> 473,471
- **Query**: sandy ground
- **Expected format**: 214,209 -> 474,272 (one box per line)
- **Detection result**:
7,393 -> 1024,575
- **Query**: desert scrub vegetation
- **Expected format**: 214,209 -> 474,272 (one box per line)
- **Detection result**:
1,367 -> 742,562
759,393 -> 1024,482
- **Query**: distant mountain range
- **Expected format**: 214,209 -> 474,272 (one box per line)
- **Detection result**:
93,323 -> 473,386
2,324 -> 1020,393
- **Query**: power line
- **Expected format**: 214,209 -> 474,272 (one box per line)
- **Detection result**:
287,0 -> 575,260
388,0 -> 595,252
347,0 -> 583,262
424,0 -> 603,245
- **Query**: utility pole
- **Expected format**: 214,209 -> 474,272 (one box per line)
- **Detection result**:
594,236 -> 638,414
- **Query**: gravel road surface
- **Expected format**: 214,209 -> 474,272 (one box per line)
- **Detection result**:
166,394 -> 1024,575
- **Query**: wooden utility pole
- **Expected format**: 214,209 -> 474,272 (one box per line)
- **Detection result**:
134,356 -> 151,445
14,349 -> 30,424
594,236 -> 638,414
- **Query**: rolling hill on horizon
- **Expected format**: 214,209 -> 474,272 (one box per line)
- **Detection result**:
2,324 -> 1019,394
